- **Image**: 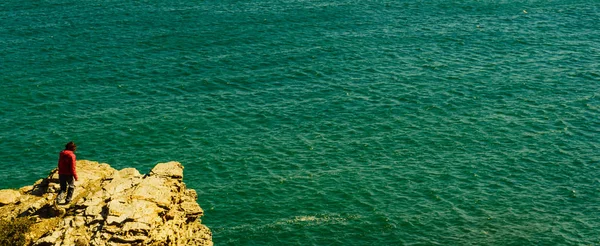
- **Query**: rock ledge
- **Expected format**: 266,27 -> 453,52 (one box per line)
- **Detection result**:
0,160 -> 212,246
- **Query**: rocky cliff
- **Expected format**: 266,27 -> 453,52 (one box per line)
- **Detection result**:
0,160 -> 213,246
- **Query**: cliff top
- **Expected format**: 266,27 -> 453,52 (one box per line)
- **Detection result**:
0,160 -> 212,246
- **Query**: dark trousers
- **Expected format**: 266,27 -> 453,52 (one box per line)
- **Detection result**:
58,174 -> 75,202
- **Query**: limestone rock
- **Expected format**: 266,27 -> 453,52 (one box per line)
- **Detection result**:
20,185 -> 34,194
181,201 -> 204,220
0,160 -> 212,246
131,176 -> 174,208
150,161 -> 184,179
115,167 -> 142,179
0,189 -> 21,205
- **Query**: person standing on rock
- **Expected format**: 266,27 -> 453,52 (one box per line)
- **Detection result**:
56,141 -> 78,204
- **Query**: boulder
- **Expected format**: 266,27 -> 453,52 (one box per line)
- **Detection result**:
0,189 -> 21,205
150,161 -> 184,179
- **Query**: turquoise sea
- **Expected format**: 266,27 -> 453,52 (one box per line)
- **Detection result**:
1,0 -> 599,245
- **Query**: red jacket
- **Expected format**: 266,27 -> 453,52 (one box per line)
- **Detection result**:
58,150 -> 78,180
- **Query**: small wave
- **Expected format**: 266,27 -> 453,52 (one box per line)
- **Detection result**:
217,213 -> 362,234
280,214 -> 361,225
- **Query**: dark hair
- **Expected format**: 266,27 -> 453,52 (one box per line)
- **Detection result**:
65,141 -> 77,151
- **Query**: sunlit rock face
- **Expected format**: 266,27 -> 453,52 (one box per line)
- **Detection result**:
0,160 -> 212,246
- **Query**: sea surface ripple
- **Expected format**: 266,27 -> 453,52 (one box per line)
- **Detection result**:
1,0 -> 599,245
